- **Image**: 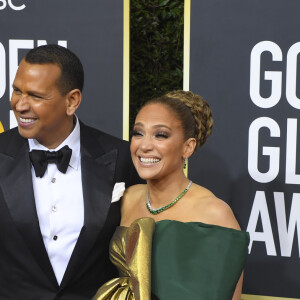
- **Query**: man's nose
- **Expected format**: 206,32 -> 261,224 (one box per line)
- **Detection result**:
15,94 -> 30,111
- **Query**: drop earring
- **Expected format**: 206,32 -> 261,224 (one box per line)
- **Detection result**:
183,157 -> 187,169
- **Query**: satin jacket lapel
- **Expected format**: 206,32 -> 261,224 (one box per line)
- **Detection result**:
0,138 -> 58,287
60,128 -> 117,288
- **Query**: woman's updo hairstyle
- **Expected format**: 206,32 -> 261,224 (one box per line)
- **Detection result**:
142,90 -> 213,150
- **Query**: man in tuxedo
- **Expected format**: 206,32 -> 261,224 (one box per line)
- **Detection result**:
0,45 -> 141,299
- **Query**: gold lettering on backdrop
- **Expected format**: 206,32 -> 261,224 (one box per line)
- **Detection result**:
0,121 -> 4,133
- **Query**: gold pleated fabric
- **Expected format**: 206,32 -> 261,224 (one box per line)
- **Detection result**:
92,218 -> 155,300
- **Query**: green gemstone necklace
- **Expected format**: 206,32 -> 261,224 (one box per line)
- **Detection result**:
146,180 -> 192,215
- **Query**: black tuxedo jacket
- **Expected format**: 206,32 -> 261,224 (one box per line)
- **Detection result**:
0,122 -> 141,300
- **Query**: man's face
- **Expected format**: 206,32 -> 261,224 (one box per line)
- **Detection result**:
11,60 -> 72,149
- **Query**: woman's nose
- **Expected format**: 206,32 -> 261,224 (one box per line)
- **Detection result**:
140,135 -> 153,151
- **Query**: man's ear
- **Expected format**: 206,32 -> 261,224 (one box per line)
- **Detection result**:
183,138 -> 197,159
66,89 -> 82,116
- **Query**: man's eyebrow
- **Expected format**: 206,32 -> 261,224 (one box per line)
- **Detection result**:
12,85 -> 45,97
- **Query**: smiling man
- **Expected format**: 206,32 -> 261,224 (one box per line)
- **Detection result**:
0,45 -> 141,300
11,60 -> 75,148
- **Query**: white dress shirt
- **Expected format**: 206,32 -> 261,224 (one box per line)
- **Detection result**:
29,118 -> 84,285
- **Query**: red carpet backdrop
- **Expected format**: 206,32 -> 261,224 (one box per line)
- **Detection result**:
0,0 -> 126,138
187,0 -> 300,298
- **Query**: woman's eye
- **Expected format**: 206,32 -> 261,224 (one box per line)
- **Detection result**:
132,130 -> 143,137
155,132 -> 169,139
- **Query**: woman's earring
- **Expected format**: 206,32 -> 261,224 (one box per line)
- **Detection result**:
183,157 -> 187,169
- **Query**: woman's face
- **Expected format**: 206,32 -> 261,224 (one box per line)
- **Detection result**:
130,103 -> 187,181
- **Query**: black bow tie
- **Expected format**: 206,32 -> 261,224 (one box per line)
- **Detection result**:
29,145 -> 72,178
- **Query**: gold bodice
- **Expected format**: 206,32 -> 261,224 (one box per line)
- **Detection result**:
92,218 -> 155,300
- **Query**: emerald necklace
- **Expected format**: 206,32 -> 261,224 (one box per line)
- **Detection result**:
146,180 -> 192,215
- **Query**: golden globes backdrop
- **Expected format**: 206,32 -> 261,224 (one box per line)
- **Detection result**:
0,0 -> 128,139
186,0 -> 300,298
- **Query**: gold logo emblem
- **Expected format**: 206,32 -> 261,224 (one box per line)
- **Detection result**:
0,121 -> 4,133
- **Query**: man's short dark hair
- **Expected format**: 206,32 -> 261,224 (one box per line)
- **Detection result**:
25,44 -> 84,95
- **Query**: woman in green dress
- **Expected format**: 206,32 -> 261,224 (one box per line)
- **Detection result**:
93,90 -> 249,300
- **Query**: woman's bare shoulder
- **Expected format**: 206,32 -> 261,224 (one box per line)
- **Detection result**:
123,184 -> 146,197
120,184 -> 147,226
121,184 -> 146,208
190,184 -> 240,230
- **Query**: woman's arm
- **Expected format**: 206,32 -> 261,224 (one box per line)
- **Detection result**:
232,273 -> 243,300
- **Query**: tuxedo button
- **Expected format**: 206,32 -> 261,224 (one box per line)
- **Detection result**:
51,178 -> 56,183
53,235 -> 58,241
52,206 -> 57,212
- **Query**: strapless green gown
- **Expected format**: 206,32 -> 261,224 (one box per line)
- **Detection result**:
93,218 -> 249,300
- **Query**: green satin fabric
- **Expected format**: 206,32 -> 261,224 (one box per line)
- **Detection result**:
93,218 -> 249,300
92,218 -> 155,300
151,220 -> 249,300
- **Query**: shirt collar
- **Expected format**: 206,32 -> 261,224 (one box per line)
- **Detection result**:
28,116 -> 81,170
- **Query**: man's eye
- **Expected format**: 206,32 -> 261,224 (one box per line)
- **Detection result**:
32,95 -> 43,99
13,89 -> 21,95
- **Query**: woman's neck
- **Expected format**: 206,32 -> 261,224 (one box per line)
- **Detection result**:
146,173 -> 190,209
